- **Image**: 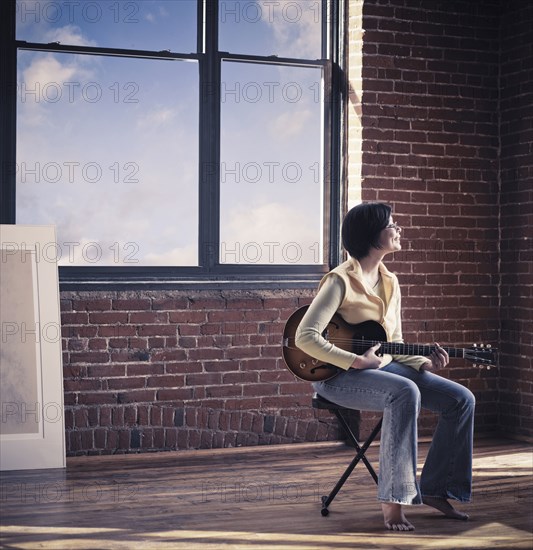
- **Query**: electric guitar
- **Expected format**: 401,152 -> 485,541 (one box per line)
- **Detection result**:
282,305 -> 497,382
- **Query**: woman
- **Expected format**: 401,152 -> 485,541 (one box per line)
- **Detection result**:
295,202 -> 475,532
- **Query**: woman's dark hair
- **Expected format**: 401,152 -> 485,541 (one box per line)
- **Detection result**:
341,202 -> 392,259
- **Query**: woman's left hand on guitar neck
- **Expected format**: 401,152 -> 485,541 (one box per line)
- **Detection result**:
420,343 -> 449,372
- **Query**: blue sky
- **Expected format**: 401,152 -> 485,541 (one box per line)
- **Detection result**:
15,1 -> 324,266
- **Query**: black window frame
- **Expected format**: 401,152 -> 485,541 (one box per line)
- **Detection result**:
0,0 -> 346,290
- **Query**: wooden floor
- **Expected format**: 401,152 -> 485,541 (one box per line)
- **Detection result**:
1,438 -> 532,550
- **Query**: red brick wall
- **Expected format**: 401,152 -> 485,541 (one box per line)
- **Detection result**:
356,0 -> 501,434
499,0 -> 533,438
61,290 -> 340,455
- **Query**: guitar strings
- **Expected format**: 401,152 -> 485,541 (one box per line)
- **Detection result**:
282,337 -> 478,357
284,336 -> 443,349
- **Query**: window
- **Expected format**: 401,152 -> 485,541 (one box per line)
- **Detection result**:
1,0 -> 344,283
219,61 -> 324,265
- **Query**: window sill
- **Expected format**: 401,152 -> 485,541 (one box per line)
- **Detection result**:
58,273 -> 323,292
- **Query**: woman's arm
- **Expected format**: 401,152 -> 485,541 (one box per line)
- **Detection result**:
295,275 -> 356,370
295,275 -> 382,370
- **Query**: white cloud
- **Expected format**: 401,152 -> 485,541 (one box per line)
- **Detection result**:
43,24 -> 97,47
22,54 -> 80,89
143,245 -> 198,266
18,53 -> 95,128
144,4 -> 170,24
137,107 -> 178,130
258,0 -> 321,59
221,201 -> 322,264
268,109 -> 312,140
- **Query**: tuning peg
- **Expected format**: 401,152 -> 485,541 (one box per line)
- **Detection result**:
487,344 -> 492,349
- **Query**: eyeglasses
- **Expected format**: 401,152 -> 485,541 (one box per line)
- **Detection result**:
385,222 -> 401,231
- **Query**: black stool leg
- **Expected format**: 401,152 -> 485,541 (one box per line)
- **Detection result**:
335,411 -> 381,483
321,414 -> 383,517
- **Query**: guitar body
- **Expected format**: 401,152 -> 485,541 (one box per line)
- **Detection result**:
282,306 -> 388,382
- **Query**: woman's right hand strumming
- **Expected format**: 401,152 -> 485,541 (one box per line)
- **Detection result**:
350,343 -> 382,370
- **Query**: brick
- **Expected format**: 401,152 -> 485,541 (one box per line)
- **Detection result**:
200,323 -> 222,335
63,326 -> 98,338
226,298 -> 264,310
152,298 -> 189,310
205,385 -> 243,398
149,407 -> 162,426
62,312 -> 89,324
108,338 -> 128,349
88,339 -> 108,351
224,347 -> 259,360
188,348 -> 224,361
178,325 -> 200,336
224,322 -> 258,336
147,375 -> 185,388
169,311 -> 207,323
166,362 -> 203,374
68,338 -> 87,351
150,349 -> 187,362
110,350 -> 150,363
243,384 -> 279,397
263,298 -> 298,309
107,378 -> 146,390
127,363 -> 165,376
203,360 -> 236,373
147,336 -> 166,348
188,297 -> 226,310
64,379 -> 102,392
243,309 -> 280,322
78,392 -> 117,405
70,352 -> 109,364
72,299 -> 112,311
112,299 -> 152,310
207,310 -> 243,322
89,312 -> 128,324
117,390 -> 157,404
98,325 -> 136,337
186,373 -> 222,386
157,388 -> 194,402
129,312 -> 169,323
138,325 -> 177,337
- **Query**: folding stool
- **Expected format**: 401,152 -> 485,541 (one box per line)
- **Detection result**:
312,392 -> 383,516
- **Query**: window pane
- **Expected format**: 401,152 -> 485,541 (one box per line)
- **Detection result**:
219,61 -> 324,265
16,51 -> 199,266
219,0 -> 322,59
16,0 -> 197,53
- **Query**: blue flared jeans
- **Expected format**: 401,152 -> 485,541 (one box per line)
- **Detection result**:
313,362 -> 475,505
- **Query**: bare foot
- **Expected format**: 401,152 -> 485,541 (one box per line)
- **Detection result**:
381,502 -> 415,531
423,496 -> 469,520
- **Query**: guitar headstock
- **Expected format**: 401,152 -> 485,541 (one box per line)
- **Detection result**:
465,344 -> 497,369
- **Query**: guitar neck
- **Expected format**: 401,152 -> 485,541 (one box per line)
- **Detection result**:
379,342 -> 465,358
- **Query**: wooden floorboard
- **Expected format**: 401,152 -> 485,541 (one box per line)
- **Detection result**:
1,438 -> 532,549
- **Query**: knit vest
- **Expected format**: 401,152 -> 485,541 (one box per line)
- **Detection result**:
319,257 -> 400,341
